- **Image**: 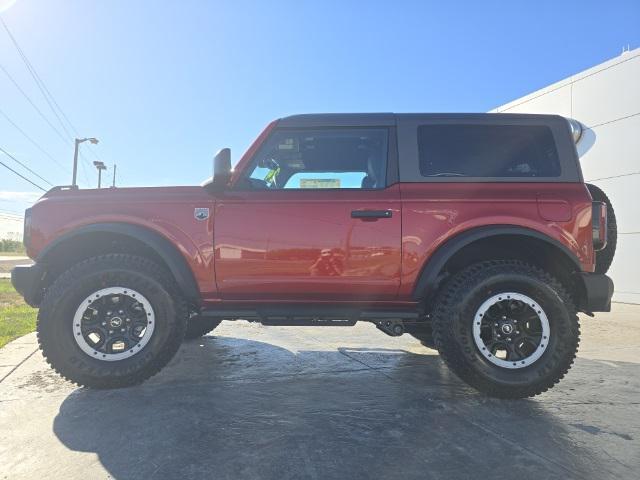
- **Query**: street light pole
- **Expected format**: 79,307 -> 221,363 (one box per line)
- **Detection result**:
112,164 -> 117,187
72,137 -> 99,187
72,139 -> 80,187
93,161 -> 106,188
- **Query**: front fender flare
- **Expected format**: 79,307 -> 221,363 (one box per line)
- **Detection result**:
37,222 -> 200,302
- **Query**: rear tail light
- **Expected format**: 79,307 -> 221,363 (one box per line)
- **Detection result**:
592,201 -> 607,251
23,208 -> 32,249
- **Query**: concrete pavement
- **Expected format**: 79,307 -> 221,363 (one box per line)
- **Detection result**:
0,256 -> 29,261
0,304 -> 639,479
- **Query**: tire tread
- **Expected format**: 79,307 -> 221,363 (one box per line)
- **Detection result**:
37,254 -> 187,388
432,259 -> 580,399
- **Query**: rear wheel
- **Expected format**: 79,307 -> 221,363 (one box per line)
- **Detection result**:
37,254 -> 187,388
432,260 -> 579,398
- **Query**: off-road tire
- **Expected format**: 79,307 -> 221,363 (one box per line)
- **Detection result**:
184,315 -> 221,340
37,254 -> 187,388
432,260 -> 580,399
586,183 -> 617,274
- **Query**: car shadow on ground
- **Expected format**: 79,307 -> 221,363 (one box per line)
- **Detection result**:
51,335 -> 639,480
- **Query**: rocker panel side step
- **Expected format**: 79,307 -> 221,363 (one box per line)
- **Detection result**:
199,306 -> 419,328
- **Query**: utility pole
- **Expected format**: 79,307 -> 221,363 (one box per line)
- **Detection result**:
72,137 -> 99,187
112,164 -> 117,187
93,161 -> 106,188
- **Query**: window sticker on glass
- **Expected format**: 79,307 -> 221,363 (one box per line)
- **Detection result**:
300,178 -> 341,189
278,138 -> 297,150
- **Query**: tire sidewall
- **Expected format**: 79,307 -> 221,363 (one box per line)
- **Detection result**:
39,266 -> 179,384
450,272 -> 573,388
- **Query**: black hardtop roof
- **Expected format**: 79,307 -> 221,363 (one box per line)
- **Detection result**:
277,112 -> 566,127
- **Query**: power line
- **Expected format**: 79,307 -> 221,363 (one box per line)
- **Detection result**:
0,64 -> 70,146
0,106 -> 69,174
78,151 -> 92,185
0,146 -> 54,187
21,62 -> 107,168
0,17 -> 74,141
2,16 -> 119,189
1,16 -> 97,184
0,154 -> 46,191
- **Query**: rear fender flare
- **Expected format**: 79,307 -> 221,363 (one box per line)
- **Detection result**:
412,225 -> 583,301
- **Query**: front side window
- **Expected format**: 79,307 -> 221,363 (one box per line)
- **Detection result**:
241,128 -> 388,190
418,124 -> 561,178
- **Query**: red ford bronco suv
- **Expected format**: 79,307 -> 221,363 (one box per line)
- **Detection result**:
12,113 -> 616,398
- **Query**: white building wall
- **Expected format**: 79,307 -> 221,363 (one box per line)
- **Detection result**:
492,49 -> 640,304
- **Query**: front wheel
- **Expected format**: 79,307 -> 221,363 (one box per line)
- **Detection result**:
432,260 -> 579,399
37,254 -> 187,388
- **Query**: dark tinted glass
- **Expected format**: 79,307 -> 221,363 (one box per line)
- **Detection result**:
418,124 -> 561,178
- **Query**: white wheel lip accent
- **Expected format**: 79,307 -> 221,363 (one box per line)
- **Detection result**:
72,287 -> 155,362
473,292 -> 550,369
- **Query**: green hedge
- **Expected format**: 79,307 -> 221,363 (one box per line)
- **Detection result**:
0,239 -> 25,253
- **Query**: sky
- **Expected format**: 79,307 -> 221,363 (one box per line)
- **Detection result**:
1,0 -> 639,215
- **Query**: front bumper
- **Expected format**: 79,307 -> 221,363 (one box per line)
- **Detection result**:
11,263 -> 45,307
580,273 -> 614,313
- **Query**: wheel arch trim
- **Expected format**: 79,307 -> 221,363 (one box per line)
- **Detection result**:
411,225 -> 583,301
37,222 -> 200,302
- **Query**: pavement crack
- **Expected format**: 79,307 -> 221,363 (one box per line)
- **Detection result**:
0,348 -> 38,384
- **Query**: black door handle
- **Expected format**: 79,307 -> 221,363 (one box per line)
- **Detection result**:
351,210 -> 393,219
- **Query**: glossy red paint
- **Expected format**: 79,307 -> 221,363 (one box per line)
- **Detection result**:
24,120 -> 595,307
28,186 -> 218,296
213,184 -> 402,301
398,182 -> 594,298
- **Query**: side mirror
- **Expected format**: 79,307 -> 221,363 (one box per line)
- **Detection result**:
212,148 -> 232,189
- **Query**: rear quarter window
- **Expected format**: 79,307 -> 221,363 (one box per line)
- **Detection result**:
417,124 -> 561,178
